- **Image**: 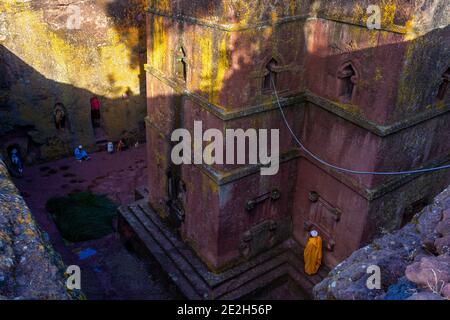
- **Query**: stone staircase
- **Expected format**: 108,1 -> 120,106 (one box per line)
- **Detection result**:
118,188 -> 329,300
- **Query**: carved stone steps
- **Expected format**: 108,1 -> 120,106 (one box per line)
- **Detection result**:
118,195 -> 329,300
118,204 -> 202,299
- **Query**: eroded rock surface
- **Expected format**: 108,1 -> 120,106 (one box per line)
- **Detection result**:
0,160 -> 74,299
314,186 -> 450,300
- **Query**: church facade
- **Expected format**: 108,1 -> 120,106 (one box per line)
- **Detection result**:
123,0 -> 450,297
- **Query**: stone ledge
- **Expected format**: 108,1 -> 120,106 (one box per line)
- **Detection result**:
140,127 -> 450,202
145,64 -> 450,137
147,8 -> 410,35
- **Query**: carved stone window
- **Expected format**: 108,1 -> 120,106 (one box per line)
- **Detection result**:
437,68 -> 449,101
175,47 -> 187,83
262,58 -> 278,92
53,103 -> 66,130
338,63 -> 357,103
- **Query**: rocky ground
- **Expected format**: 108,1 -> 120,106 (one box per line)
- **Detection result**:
314,185 -> 450,300
0,159 -> 72,299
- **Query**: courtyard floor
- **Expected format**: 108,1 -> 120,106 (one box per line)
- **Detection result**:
13,144 -> 180,300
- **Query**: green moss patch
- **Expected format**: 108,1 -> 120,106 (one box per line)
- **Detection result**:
46,192 -> 118,242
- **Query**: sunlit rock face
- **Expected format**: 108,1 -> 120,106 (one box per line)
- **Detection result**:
149,0 -> 448,32
0,0 -> 147,162
144,0 -> 450,273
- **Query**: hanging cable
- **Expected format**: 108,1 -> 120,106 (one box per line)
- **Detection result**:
271,78 -> 450,175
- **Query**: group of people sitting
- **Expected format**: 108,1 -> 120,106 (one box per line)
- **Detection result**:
74,139 -> 129,162
2,139 -> 132,176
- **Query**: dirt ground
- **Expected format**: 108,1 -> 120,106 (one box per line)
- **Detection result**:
13,144 -> 180,300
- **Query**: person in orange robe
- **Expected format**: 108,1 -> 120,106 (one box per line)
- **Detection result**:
117,139 -> 126,152
304,230 -> 322,275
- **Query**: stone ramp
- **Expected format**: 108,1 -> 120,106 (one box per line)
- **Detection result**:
118,194 -> 329,300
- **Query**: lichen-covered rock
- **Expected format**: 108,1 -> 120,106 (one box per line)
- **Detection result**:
407,292 -> 445,300
0,159 -> 74,299
435,235 -> 450,255
314,186 -> 450,300
435,209 -> 450,257
405,255 -> 450,289
441,283 -> 450,299
436,216 -> 450,237
0,0 -> 147,162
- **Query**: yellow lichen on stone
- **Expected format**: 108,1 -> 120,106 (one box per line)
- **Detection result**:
396,37 -> 424,111
404,17 -> 417,41
155,0 -> 170,12
25,228 -> 36,237
374,68 -> 383,82
352,3 -> 367,25
436,100 -> 445,109
289,0 -> 297,16
208,177 -> 219,195
382,0 -> 397,28
271,10 -> 278,24
213,35 -> 230,105
2,3 -> 143,99
151,16 -> 168,72
198,32 -> 229,106
0,1 -> 147,158
199,35 -> 214,98
334,100 -> 362,116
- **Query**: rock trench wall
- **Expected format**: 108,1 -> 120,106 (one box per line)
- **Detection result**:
0,159 -> 73,299
0,0 -> 147,163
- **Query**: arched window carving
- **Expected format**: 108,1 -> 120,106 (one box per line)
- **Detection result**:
176,47 -> 187,82
53,103 -> 66,130
437,68 -> 449,100
338,63 -> 357,102
262,58 -> 278,92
